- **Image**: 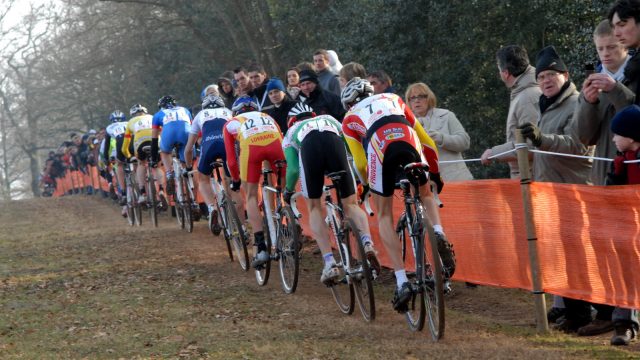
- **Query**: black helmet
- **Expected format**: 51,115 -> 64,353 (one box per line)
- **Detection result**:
157,95 -> 176,109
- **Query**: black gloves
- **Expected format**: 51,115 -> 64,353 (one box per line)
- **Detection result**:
429,172 -> 444,194
283,190 -> 295,204
519,122 -> 542,147
183,167 -> 192,178
231,179 -> 241,192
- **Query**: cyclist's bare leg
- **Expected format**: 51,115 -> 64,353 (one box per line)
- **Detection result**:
115,160 -> 126,194
419,184 -> 443,230
196,171 -> 215,206
307,198 -> 333,255
136,159 -> 146,190
160,152 -> 173,173
343,194 -> 373,247
373,193 -> 404,271
244,182 -> 262,232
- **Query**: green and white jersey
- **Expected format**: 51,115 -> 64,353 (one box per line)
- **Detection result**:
282,114 -> 343,191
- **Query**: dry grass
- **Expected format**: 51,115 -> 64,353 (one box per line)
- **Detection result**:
0,196 -> 637,359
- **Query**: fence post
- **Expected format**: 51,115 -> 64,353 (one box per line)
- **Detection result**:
515,131 -> 549,333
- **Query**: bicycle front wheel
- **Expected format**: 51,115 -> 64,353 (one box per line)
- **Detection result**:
328,214 -> 354,315
277,206 -> 300,294
399,214 -> 425,332
147,169 -> 158,227
133,188 -> 142,227
254,215 -> 272,286
227,200 -> 249,271
421,205 -> 445,341
345,218 -> 375,322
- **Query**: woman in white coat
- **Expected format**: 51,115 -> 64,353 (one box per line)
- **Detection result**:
405,82 -> 474,181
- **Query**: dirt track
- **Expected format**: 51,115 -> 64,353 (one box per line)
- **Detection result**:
0,196 -> 637,359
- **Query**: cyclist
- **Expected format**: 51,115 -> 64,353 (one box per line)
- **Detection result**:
340,77 -> 455,312
122,104 -> 164,205
151,95 -> 193,195
103,110 -> 129,215
184,94 -> 243,233
223,95 -> 285,268
282,103 -> 379,285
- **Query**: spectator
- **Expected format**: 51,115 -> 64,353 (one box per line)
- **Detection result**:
368,70 -> 396,94
298,69 -> 346,121
296,61 -> 314,72
248,63 -> 273,111
339,62 -> 367,88
313,49 -> 342,96
517,45 -> 593,334
602,104 -> 640,346
481,45 -> 541,178
265,77 -> 296,134
233,67 -> 253,96
217,76 -> 236,109
576,20 -> 631,185
327,50 -> 343,74
286,67 -> 301,100
405,82 -> 473,181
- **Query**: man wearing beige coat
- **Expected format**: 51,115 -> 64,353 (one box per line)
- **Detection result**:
481,45 -> 542,178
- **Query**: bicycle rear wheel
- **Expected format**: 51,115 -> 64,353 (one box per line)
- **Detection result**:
345,218 -> 375,322
328,214 -> 354,315
421,206 -> 445,341
254,215 -> 272,286
278,206 -> 300,294
399,214 -> 425,332
182,181 -> 193,233
227,200 -> 249,271
133,188 -> 142,226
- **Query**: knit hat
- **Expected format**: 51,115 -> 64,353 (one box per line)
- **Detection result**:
611,104 -> 640,142
535,45 -> 568,78
266,77 -> 286,93
298,69 -> 319,84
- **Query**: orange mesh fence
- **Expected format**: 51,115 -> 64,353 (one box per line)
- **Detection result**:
48,166 -> 640,309
531,182 -> 640,309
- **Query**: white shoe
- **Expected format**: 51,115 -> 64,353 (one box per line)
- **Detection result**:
320,265 -> 341,285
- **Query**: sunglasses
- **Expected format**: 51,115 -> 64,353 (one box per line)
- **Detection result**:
408,94 -> 428,101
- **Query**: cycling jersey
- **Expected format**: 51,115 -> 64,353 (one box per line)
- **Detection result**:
103,121 -> 128,163
191,107 -> 233,177
223,111 -> 284,183
123,114 -> 153,159
342,93 -> 439,195
152,106 -> 192,162
282,114 -> 355,198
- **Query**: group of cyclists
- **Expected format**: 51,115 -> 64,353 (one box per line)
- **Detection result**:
96,76 -> 457,320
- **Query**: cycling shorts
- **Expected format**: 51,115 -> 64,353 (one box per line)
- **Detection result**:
300,131 -> 356,199
198,139 -> 230,178
240,140 -> 285,183
135,140 -> 152,161
159,122 -> 191,162
365,116 -> 426,196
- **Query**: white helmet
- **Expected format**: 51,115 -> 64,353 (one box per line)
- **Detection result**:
129,104 -> 148,116
340,77 -> 374,110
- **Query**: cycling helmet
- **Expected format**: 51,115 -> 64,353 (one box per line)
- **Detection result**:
231,95 -> 259,115
287,103 -> 316,128
157,95 -> 176,109
200,84 -> 219,101
340,77 -> 374,110
109,110 -> 125,123
202,94 -> 225,109
129,103 -> 148,116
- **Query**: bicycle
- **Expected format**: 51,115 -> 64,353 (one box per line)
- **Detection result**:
210,160 -> 250,271
123,158 -> 142,227
292,170 -> 376,321
139,146 -> 161,227
395,162 -> 445,340
170,150 -> 201,233
253,160 -> 302,294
